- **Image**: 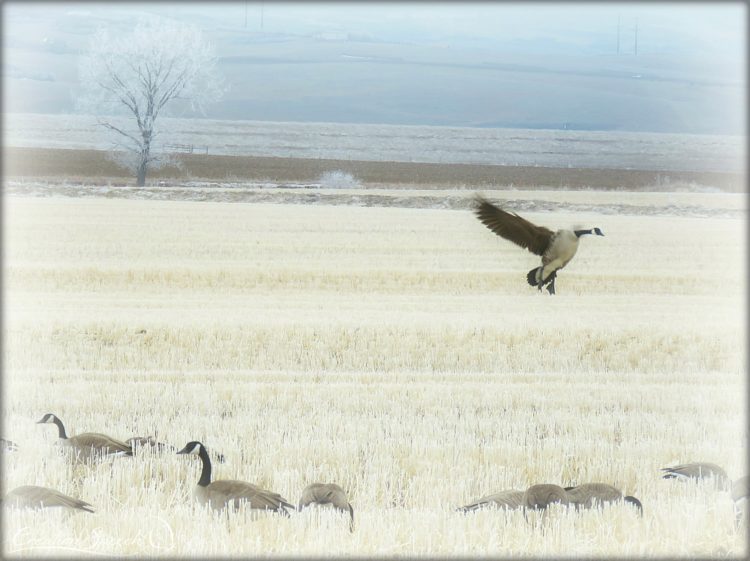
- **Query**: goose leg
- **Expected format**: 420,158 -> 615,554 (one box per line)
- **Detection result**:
546,272 -> 556,295
537,266 -> 545,291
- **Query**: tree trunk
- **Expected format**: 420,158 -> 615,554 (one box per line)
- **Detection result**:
136,163 -> 147,187
136,141 -> 150,187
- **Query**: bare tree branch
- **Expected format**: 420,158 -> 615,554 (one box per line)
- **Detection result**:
97,120 -> 143,148
78,18 -> 225,185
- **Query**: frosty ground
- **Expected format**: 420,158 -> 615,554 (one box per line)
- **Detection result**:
2,186 -> 746,557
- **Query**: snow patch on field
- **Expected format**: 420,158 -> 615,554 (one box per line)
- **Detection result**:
4,180 -> 745,218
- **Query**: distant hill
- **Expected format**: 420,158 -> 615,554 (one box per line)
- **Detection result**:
3,7 -> 744,134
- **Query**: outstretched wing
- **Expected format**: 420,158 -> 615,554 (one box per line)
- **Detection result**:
473,196 -> 554,256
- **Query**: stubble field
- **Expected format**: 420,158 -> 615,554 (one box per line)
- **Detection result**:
2,191 -> 746,557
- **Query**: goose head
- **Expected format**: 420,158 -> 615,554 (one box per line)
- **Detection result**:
573,227 -> 605,238
624,495 -> 643,516
36,413 -> 59,424
176,441 -> 205,455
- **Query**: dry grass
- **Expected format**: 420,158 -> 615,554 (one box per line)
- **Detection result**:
2,192 -> 746,557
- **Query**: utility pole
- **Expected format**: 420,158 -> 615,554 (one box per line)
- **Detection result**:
634,18 -> 638,55
616,15 -> 620,54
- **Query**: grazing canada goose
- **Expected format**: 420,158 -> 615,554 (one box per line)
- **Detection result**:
732,476 -> 749,502
1,438 -> 19,452
522,483 -> 569,525
731,476 -> 749,529
473,195 -> 604,294
523,484 -> 569,511
661,462 -> 731,490
127,436 -> 175,453
299,483 -> 355,531
37,413 -> 132,461
177,441 -> 293,515
2,485 -> 94,513
458,489 -> 525,512
128,436 -> 226,463
564,483 -> 643,516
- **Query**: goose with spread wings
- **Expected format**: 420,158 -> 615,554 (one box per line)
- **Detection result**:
473,196 -> 604,294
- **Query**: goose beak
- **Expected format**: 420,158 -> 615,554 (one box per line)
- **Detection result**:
176,447 -> 189,455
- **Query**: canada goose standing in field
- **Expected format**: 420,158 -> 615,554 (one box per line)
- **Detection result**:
564,483 -> 643,516
661,462 -> 731,490
299,483 -> 355,532
177,441 -> 293,515
457,489 -> 525,512
37,413 -> 132,461
1,438 -> 19,452
473,195 -> 604,294
2,485 -> 94,513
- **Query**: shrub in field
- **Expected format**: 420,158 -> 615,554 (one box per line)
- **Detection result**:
106,150 -> 184,183
318,170 -> 361,189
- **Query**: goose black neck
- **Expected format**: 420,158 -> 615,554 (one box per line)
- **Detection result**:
574,229 -> 593,238
53,416 -> 68,439
197,445 -> 212,487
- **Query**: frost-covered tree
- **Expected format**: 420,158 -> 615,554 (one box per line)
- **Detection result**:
78,19 -> 225,186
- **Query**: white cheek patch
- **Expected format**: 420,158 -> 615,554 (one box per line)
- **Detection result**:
189,443 -> 202,455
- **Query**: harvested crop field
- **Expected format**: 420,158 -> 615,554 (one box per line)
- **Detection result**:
2,187 -> 746,557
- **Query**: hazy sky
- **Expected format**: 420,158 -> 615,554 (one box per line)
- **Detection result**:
223,1 -> 747,53
3,2 -> 746,132
7,1 -> 746,59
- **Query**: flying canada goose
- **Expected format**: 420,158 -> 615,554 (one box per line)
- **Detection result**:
1,438 -> 19,452
177,441 -> 293,515
299,483 -> 355,532
473,195 -> 604,294
457,489 -> 525,512
128,436 -> 226,463
37,413 -> 132,461
661,462 -> 731,490
2,485 -> 94,513
564,483 -> 643,516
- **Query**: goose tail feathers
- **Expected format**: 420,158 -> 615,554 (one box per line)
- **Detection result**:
527,267 -> 540,286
